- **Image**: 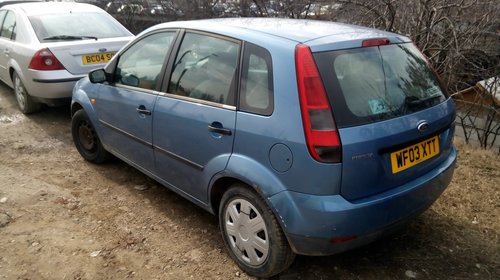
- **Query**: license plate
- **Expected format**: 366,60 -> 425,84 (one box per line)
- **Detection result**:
390,136 -> 440,174
82,52 -> 115,65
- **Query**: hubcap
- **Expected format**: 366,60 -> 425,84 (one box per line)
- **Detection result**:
78,121 -> 96,151
224,198 -> 269,266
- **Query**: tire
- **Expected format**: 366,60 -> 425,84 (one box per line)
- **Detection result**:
219,184 -> 295,278
13,72 -> 41,114
71,109 -> 109,163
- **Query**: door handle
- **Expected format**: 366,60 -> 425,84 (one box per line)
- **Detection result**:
136,105 -> 151,115
208,125 -> 232,136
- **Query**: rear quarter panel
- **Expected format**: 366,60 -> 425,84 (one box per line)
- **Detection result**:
228,35 -> 342,197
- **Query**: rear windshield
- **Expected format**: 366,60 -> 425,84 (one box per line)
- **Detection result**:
314,43 -> 447,128
29,12 -> 130,42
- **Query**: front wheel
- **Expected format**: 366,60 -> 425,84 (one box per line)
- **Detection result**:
13,72 -> 41,114
219,184 -> 295,278
72,109 -> 109,163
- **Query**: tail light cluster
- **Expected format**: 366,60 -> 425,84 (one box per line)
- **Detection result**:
29,48 -> 65,71
295,44 -> 341,163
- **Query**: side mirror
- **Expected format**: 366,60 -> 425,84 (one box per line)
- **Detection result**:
88,69 -> 107,83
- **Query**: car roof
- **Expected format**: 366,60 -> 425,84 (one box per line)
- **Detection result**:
3,2 -> 104,15
152,18 -> 410,46
0,0 -> 42,8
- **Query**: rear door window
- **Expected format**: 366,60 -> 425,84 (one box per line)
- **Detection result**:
0,11 -> 15,40
314,43 -> 446,127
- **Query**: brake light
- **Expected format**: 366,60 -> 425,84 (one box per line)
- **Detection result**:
362,38 -> 390,48
29,48 -> 65,71
295,44 -> 341,163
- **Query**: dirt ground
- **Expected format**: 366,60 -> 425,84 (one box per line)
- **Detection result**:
0,82 -> 498,280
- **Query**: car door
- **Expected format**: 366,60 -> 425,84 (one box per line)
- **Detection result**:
153,31 -> 240,202
94,31 -> 177,172
0,10 -> 14,84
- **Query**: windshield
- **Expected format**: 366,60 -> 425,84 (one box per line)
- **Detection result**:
314,43 -> 447,127
29,12 -> 131,42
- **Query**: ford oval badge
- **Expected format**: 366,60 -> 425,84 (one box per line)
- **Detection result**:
99,48 -> 107,53
417,121 -> 429,132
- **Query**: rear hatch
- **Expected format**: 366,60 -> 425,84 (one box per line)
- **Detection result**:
313,42 -> 456,201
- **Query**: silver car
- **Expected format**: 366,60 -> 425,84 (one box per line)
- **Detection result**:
0,2 -> 133,113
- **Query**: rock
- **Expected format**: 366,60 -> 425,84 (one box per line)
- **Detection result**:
0,197 -> 7,203
134,185 -> 149,191
68,203 -> 79,210
405,270 -> 417,278
235,271 -> 240,277
0,212 -> 11,227
90,250 -> 101,257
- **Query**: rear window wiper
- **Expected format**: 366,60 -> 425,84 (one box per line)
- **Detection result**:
43,35 -> 98,41
405,94 -> 443,106
401,94 -> 443,114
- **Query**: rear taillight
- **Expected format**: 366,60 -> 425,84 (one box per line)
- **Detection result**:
295,44 -> 341,163
29,48 -> 65,71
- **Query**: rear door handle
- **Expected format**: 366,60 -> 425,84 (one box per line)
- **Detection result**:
208,125 -> 232,136
136,105 -> 151,115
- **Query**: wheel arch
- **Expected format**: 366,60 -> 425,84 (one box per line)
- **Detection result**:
209,154 -> 288,224
70,80 -> 101,129
8,63 -> 23,88
209,176 -> 240,215
71,102 -> 84,117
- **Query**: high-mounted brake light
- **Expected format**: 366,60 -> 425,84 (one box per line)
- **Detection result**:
29,48 -> 65,71
362,38 -> 390,48
295,44 -> 341,163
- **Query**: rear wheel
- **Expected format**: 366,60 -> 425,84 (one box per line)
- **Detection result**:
72,109 -> 109,163
13,72 -> 41,114
219,184 -> 295,278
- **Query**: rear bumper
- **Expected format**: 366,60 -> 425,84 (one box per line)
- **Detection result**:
24,70 -> 85,100
27,78 -> 81,100
268,147 -> 456,256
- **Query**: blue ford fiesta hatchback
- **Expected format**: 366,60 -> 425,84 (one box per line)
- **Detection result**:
71,18 -> 456,278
